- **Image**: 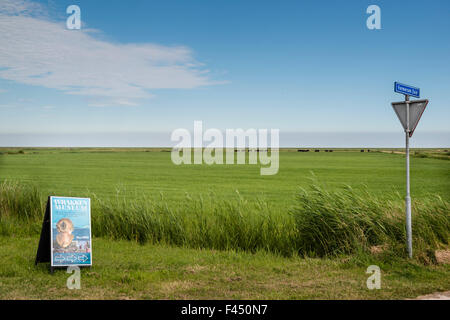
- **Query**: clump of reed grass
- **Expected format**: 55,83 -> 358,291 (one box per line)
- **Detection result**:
289,182 -> 449,256
91,190 -> 296,256
0,181 -> 44,221
0,181 -> 45,236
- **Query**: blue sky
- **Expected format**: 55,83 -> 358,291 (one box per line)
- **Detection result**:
0,0 -> 449,147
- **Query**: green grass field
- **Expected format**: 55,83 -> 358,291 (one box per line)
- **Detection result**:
0,148 -> 449,299
0,148 -> 448,205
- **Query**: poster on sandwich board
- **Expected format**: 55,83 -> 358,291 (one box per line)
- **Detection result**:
49,196 -> 92,267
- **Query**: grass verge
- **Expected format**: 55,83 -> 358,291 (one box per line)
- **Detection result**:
0,236 -> 449,299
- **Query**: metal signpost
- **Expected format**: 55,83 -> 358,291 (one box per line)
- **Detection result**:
392,82 -> 428,258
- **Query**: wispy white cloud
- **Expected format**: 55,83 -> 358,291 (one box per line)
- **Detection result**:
88,100 -> 140,108
0,0 -> 223,107
0,0 -> 47,17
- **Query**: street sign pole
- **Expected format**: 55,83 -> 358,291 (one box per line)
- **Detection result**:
404,95 -> 412,258
392,82 -> 428,259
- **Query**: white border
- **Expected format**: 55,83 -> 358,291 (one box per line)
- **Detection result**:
50,196 -> 92,267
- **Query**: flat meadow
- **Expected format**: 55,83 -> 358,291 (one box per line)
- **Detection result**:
0,148 -> 448,203
0,148 -> 448,299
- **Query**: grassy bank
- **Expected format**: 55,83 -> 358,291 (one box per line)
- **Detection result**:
1,180 -> 448,259
414,151 -> 450,161
1,236 -> 449,299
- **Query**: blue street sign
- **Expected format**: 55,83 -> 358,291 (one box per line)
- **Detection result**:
394,82 -> 420,98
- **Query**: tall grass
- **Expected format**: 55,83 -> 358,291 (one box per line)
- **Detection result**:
0,180 -> 448,258
0,181 -> 45,236
92,190 -> 296,256
290,183 -> 449,256
0,181 -> 43,220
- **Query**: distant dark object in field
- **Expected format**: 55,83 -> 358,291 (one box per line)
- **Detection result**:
315,150 -> 320,152
298,149 -> 310,152
324,150 -> 333,152
361,150 -> 365,152
367,149 -> 371,152
4,150 -> 26,155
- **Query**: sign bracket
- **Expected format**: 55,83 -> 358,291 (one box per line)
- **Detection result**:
35,197 -> 51,267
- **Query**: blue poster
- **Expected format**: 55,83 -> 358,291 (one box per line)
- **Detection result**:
50,196 -> 92,266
